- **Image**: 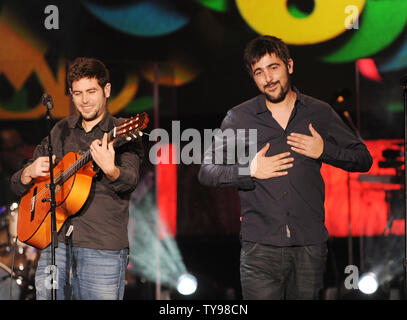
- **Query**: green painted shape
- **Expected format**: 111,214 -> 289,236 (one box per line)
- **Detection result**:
1,88 -> 32,112
322,0 -> 407,63
387,102 -> 404,112
196,0 -> 228,12
287,4 -> 311,19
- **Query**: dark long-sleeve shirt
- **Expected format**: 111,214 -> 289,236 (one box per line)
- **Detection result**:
11,111 -> 144,250
198,88 -> 372,246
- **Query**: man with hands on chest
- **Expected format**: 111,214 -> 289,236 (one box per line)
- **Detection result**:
199,35 -> 372,300
250,122 -> 324,179
248,44 -> 324,180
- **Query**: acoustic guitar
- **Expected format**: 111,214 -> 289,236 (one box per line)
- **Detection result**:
17,113 -> 149,249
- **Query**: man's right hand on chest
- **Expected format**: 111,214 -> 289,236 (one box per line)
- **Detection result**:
249,143 -> 294,179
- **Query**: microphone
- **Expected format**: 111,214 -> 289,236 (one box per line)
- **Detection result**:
42,93 -> 53,110
343,111 -> 354,125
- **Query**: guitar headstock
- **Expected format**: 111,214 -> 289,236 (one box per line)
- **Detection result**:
113,112 -> 149,142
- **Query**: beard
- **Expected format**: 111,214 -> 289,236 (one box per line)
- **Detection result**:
263,72 -> 292,103
79,101 -> 107,122
264,80 -> 290,103
81,110 -> 98,121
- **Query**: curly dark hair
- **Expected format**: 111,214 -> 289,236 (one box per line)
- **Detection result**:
67,57 -> 110,89
243,35 -> 291,75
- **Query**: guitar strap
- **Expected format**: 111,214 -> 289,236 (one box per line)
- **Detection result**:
65,225 -> 74,299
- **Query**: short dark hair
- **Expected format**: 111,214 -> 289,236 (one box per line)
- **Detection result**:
243,35 -> 291,75
67,57 -> 110,89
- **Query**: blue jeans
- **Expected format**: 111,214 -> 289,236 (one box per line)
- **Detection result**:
240,241 -> 327,300
35,242 -> 128,300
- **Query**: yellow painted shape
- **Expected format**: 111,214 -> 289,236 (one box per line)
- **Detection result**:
235,0 -> 366,45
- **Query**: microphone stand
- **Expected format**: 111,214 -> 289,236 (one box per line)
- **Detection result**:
342,110 -> 363,269
400,75 -> 407,298
42,94 -> 58,300
342,111 -> 357,267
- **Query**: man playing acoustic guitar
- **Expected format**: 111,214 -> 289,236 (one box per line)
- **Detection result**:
10,57 -> 144,300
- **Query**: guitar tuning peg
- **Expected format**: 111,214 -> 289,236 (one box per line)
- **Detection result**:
132,133 -> 138,139
139,131 -> 143,136
126,135 -> 132,141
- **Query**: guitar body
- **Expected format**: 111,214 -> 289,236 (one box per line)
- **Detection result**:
17,152 -> 95,249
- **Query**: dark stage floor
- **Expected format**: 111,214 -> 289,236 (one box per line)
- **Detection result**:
123,235 -> 407,300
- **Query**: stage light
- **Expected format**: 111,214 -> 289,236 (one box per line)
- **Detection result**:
176,273 -> 197,295
128,179 -> 189,297
357,257 -> 404,298
358,272 -> 379,294
9,202 -> 18,211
